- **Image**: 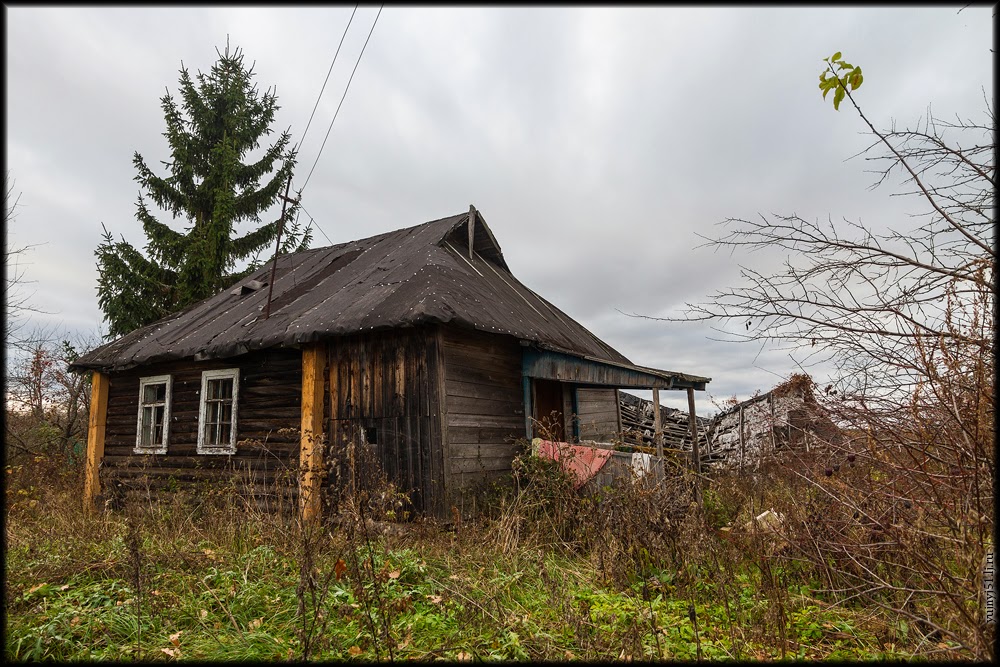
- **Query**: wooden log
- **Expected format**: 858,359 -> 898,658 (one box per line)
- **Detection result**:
652,388 -> 663,458
468,205 -> 476,260
688,387 -> 702,505
614,388 -> 622,438
84,371 -> 110,513
434,328 -> 451,517
738,403 -> 745,471
300,344 -> 324,523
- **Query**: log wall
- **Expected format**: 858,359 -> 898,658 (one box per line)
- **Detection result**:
575,387 -> 620,442
100,348 -> 303,505
441,327 -> 525,496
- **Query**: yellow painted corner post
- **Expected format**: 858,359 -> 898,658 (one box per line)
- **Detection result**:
83,371 -> 110,513
300,343 -> 326,523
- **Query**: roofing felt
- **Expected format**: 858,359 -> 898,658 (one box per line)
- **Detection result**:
73,209 -> 671,374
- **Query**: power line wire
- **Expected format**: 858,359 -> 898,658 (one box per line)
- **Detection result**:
300,4 -> 383,193
299,5 -> 358,149
299,204 -> 332,245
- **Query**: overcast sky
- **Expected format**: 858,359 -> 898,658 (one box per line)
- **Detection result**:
5,5 -> 993,415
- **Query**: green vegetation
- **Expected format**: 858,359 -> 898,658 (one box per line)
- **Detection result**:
818,51 -> 862,110
5,453 -> 961,662
95,42 -> 310,339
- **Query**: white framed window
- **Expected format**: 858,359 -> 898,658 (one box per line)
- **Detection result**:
135,375 -> 172,454
197,368 -> 240,455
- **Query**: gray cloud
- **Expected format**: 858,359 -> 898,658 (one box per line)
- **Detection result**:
5,6 -> 992,415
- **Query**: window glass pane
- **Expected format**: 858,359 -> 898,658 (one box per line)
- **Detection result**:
208,378 -> 233,401
153,405 -> 164,445
141,406 -> 153,446
207,417 -> 225,446
144,383 -> 165,404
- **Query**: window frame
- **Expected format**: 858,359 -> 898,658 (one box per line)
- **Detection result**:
134,374 -> 172,454
197,368 -> 241,455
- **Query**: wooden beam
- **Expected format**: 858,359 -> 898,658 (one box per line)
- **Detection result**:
83,371 -> 110,513
613,388 -> 622,443
522,375 -> 533,439
652,388 -> 663,458
300,343 -> 326,523
738,404 -> 745,471
769,393 -> 777,455
468,205 -> 476,260
687,387 -> 702,505
434,327 -> 451,518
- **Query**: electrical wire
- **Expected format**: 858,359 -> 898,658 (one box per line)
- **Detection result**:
300,4 -> 383,193
299,5 -> 358,149
299,204 -> 332,244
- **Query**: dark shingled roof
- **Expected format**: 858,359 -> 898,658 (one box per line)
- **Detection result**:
73,209 -> 661,373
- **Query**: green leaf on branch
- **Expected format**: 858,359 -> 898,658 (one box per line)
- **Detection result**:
833,86 -> 845,111
819,51 -> 863,110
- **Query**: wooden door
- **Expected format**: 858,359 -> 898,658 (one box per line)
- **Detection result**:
533,379 -> 565,441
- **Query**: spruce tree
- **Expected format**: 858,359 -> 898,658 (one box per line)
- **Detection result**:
96,43 -> 310,339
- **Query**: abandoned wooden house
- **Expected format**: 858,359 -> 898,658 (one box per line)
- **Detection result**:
71,207 -> 710,519
705,373 -> 845,470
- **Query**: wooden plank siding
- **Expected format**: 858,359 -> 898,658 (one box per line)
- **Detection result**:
441,327 -> 525,497
99,348 -> 302,506
562,384 -> 576,441
576,387 -> 620,442
325,327 -> 446,518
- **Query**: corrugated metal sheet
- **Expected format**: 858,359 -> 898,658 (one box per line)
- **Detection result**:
72,210 -> 683,375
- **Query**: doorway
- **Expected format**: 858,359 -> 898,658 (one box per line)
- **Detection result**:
533,379 -> 566,441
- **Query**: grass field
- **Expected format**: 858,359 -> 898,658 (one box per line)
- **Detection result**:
8,451 -> 971,662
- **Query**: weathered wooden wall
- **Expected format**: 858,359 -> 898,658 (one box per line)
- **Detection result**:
100,348 -> 302,506
707,377 -> 844,470
441,327 -> 525,497
326,327 -> 446,517
575,387 -> 620,442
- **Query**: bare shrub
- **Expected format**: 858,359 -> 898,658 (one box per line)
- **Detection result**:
641,58 -> 994,660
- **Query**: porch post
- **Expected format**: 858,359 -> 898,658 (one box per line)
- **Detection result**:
300,343 -> 326,523
652,387 -> 664,458
687,387 -> 703,505
83,371 -> 110,513
687,387 -> 701,474
522,375 -> 533,439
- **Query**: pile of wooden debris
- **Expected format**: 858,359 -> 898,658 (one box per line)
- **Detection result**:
617,374 -> 844,471
617,391 -> 718,466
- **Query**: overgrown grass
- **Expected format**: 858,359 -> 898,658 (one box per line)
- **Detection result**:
3,450 -> 974,661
